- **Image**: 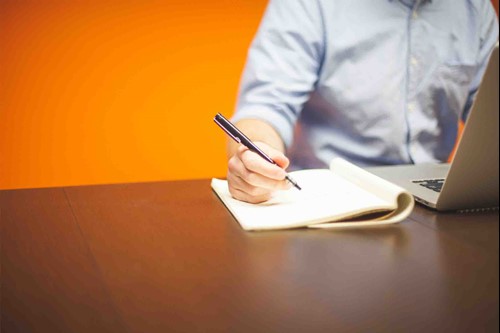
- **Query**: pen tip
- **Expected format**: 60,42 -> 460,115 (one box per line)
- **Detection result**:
285,175 -> 301,191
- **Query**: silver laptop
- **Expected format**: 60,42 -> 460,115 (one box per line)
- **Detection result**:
367,46 -> 499,211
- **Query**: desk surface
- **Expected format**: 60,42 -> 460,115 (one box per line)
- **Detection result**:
1,179 -> 498,333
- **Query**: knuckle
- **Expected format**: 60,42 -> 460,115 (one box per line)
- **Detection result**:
227,156 -> 239,173
241,153 -> 259,171
238,168 -> 251,183
245,172 -> 260,186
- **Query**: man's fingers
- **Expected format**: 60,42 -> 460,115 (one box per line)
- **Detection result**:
263,146 -> 290,169
227,171 -> 274,204
227,142 -> 292,203
228,187 -> 271,204
228,156 -> 291,191
237,145 -> 289,181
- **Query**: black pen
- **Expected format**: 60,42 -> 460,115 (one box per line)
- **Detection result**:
214,113 -> 301,190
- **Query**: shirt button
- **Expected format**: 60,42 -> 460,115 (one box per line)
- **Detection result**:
411,57 -> 418,67
409,146 -> 418,159
412,11 -> 418,19
408,103 -> 416,112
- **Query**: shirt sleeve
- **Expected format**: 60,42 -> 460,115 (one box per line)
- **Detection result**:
232,0 -> 325,147
461,0 -> 499,122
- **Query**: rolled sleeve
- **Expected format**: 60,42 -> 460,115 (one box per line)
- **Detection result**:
233,0 -> 324,148
231,104 -> 297,147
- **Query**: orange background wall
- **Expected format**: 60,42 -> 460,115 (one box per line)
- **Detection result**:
1,0 -> 269,190
1,0 -> 498,190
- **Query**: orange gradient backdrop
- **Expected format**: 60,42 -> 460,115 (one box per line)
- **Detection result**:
1,0 -> 269,189
1,1 -> 498,190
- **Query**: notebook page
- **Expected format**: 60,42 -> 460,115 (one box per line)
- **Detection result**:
212,169 -> 394,231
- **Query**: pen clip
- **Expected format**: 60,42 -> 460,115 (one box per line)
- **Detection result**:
214,116 -> 242,144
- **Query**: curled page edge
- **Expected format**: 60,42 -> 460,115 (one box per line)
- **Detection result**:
308,191 -> 415,229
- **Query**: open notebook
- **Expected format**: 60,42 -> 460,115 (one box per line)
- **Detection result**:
212,158 -> 415,231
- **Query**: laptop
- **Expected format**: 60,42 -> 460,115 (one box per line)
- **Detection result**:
366,46 -> 499,212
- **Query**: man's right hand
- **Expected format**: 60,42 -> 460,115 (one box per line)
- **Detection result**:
227,141 -> 292,204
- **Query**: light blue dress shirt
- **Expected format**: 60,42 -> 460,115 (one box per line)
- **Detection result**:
232,0 -> 499,169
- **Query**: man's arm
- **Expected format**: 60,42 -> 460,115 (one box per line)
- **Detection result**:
232,0 -> 325,148
226,0 -> 324,203
226,119 -> 285,158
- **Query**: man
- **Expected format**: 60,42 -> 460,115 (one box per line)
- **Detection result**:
227,0 -> 499,203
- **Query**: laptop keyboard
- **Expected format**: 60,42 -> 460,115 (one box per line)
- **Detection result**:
412,179 -> 445,193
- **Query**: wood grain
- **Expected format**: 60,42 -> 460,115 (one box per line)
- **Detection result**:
1,180 -> 498,332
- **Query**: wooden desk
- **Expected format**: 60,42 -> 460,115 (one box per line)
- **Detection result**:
1,180 -> 498,332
